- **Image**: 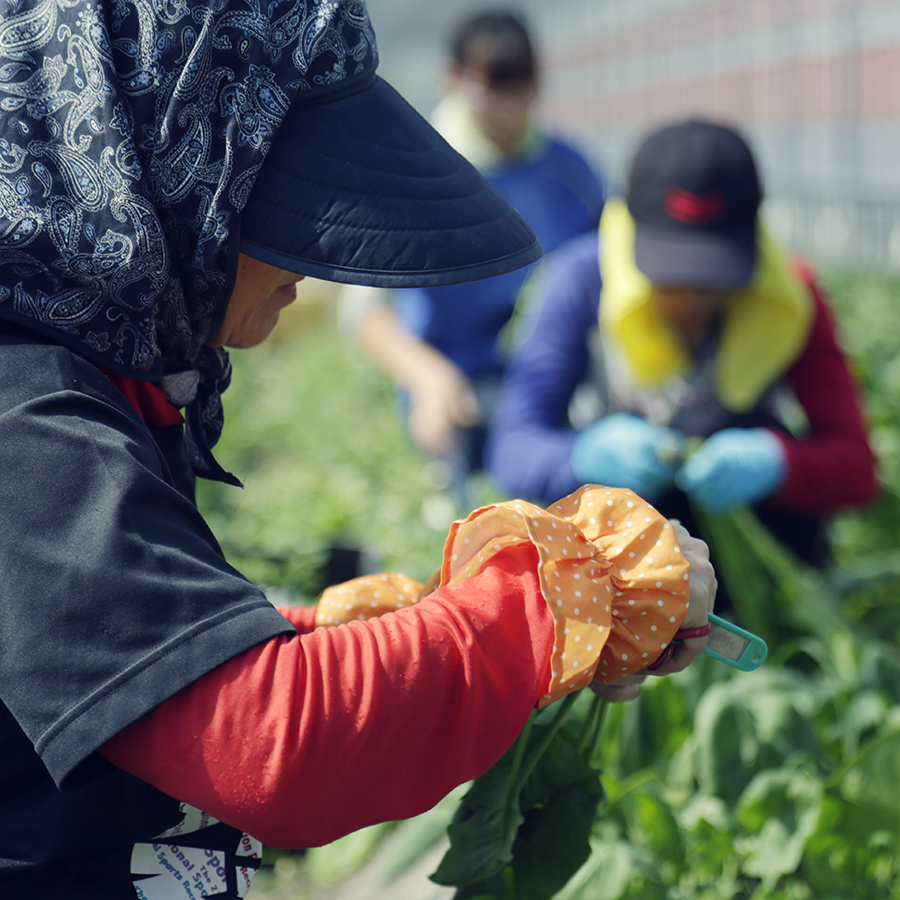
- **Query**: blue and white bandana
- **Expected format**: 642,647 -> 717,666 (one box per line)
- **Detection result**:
0,0 -> 377,480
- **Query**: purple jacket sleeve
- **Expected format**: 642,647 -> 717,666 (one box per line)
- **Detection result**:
486,231 -> 602,504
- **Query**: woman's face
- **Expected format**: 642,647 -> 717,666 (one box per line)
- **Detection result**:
208,254 -> 305,349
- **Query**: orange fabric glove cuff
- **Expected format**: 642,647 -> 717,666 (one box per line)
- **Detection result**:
317,485 -> 691,705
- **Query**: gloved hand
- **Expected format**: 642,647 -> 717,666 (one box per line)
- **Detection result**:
571,413 -> 682,500
675,427 -> 787,514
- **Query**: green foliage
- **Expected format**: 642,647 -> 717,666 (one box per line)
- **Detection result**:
432,756 -> 526,888
548,658 -> 900,900
431,693 -> 606,899
213,272 -> 900,899
196,315 -> 451,598
820,268 -> 900,564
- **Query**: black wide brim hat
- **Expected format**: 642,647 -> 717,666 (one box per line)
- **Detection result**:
240,72 -> 543,288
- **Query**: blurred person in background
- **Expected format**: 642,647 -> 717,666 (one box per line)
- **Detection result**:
341,9 -> 606,509
486,119 -> 878,592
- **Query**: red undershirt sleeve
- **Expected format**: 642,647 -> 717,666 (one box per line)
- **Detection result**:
772,270 -> 878,514
275,602 -> 318,634
99,544 -> 554,849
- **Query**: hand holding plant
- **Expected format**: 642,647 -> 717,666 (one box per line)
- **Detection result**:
646,520 -> 717,676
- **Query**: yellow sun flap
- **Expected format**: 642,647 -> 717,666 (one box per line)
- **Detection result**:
599,198 -> 813,411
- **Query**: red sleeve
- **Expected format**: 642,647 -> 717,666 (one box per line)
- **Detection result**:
99,544 -> 553,849
275,603 -> 318,634
773,264 -> 878,514
97,367 -> 185,428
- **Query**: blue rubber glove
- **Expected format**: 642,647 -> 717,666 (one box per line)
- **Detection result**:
571,413 -> 682,500
675,428 -> 787,514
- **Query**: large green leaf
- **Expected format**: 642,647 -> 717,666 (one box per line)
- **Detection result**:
511,784 -> 601,900
430,763 -> 524,887
554,837 -> 650,900
692,683 -> 758,804
826,723 -> 900,834
621,787 -> 684,867
518,733 -> 602,811
735,765 -> 824,888
453,871 -> 511,899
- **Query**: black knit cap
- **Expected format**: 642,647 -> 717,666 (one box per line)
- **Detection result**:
626,119 -> 762,289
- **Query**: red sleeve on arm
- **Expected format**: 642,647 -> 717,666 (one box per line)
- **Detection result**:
99,544 -> 553,849
773,268 -> 878,514
275,603 -> 318,634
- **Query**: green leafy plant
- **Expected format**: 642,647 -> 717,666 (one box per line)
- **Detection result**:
431,692 -> 608,899
417,497 -> 900,900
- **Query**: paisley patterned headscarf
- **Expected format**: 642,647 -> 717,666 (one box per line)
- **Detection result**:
0,0 -> 376,482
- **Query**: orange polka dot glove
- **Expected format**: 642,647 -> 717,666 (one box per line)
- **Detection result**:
316,485 -> 691,707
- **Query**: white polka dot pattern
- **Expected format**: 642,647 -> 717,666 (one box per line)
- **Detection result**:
315,572 -> 425,624
315,486 -> 691,707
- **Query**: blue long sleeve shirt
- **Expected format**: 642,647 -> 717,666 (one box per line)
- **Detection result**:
392,138 -> 605,378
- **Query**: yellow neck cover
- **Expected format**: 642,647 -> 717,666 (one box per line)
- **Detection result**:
599,198 -> 813,412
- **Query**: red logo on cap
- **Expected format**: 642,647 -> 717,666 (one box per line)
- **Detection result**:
664,188 -> 725,224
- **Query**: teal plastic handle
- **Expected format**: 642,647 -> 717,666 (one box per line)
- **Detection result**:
703,612 -> 768,671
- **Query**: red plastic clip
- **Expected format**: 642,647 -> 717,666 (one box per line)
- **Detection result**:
647,642 -> 676,671
673,622 -> 712,640
647,622 -> 712,671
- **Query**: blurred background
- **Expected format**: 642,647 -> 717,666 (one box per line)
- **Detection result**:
373,0 -> 900,270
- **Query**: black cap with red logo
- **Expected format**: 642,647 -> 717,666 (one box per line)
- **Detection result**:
625,119 -> 762,289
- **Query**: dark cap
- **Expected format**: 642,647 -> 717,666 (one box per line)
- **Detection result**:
625,119 -> 762,289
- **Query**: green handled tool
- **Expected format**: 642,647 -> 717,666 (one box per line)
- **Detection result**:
704,612 -> 767,670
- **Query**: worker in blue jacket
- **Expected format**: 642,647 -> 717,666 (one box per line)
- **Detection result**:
342,10 -> 606,508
